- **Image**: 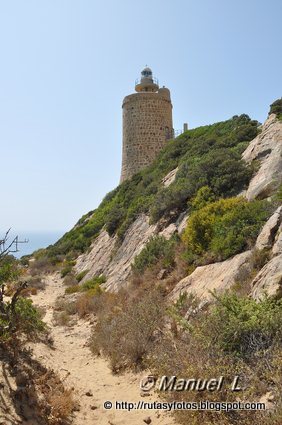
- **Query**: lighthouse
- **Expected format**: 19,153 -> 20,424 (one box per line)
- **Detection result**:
120,67 -> 173,182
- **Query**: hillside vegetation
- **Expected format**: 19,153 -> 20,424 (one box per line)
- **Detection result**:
26,101 -> 282,425
44,113 -> 259,261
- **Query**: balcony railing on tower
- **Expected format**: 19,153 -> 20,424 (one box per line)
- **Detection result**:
135,77 -> 159,86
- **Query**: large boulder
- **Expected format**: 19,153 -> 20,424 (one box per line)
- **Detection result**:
255,206 -> 282,250
162,167 -> 178,187
243,114 -> 282,200
251,254 -> 282,300
170,251 -> 252,301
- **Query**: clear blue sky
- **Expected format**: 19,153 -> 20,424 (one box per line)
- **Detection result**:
0,0 -> 281,235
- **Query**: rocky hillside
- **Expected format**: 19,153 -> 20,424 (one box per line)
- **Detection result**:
40,101 -> 282,301
25,100 -> 282,425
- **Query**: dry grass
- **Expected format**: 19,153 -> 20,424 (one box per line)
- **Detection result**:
48,388 -> 76,423
35,369 -> 76,424
29,256 -> 57,276
90,289 -> 165,372
20,286 -> 38,296
28,276 -> 46,290
4,348 -> 76,425
65,284 -> 80,294
75,294 -> 95,318
87,272 -> 282,425
53,298 -> 78,327
63,273 -> 78,287
53,311 -> 72,327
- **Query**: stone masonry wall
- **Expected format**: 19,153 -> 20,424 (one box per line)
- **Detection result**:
120,91 -> 173,182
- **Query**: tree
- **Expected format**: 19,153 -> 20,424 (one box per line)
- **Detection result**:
0,230 -> 45,351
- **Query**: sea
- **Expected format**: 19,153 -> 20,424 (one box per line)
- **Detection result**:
2,231 -> 65,259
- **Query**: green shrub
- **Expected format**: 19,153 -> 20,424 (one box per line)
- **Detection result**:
150,292 -> 282,425
75,270 -> 89,282
45,115 -> 259,257
0,297 -> 46,342
200,293 -> 282,358
251,248 -> 271,271
0,254 -> 45,345
105,205 -> 125,236
85,287 -> 103,297
64,276 -> 106,294
0,255 -> 20,284
60,260 -> 76,278
182,197 -> 270,262
189,186 -> 217,211
60,266 -> 72,277
150,148 -> 253,222
132,235 -> 177,274
65,284 -> 80,295
80,275 -> 106,292
274,184 -> 282,203
269,98 -> 282,120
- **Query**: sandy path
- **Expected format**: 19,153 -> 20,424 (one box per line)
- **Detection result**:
31,274 -> 176,425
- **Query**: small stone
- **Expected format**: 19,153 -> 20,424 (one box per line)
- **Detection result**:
85,390 -> 93,397
90,405 -> 98,410
157,269 -> 167,280
143,417 -> 152,424
140,391 -> 151,397
267,392 -> 275,402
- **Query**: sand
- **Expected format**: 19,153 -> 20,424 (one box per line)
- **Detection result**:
30,274 -> 176,425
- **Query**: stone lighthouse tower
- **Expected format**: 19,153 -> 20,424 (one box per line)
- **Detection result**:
120,67 -> 173,182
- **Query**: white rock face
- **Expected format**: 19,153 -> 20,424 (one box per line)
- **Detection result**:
103,215 -> 158,291
75,230 -> 116,279
250,207 -> 282,299
273,222 -> 282,256
159,211 -> 189,238
74,209 -> 190,292
75,214 -> 157,291
74,114 -> 282,297
251,254 -> 282,300
242,114 -> 282,200
255,206 -> 282,250
175,211 -> 189,234
162,167 -> 178,187
170,251 -> 252,301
